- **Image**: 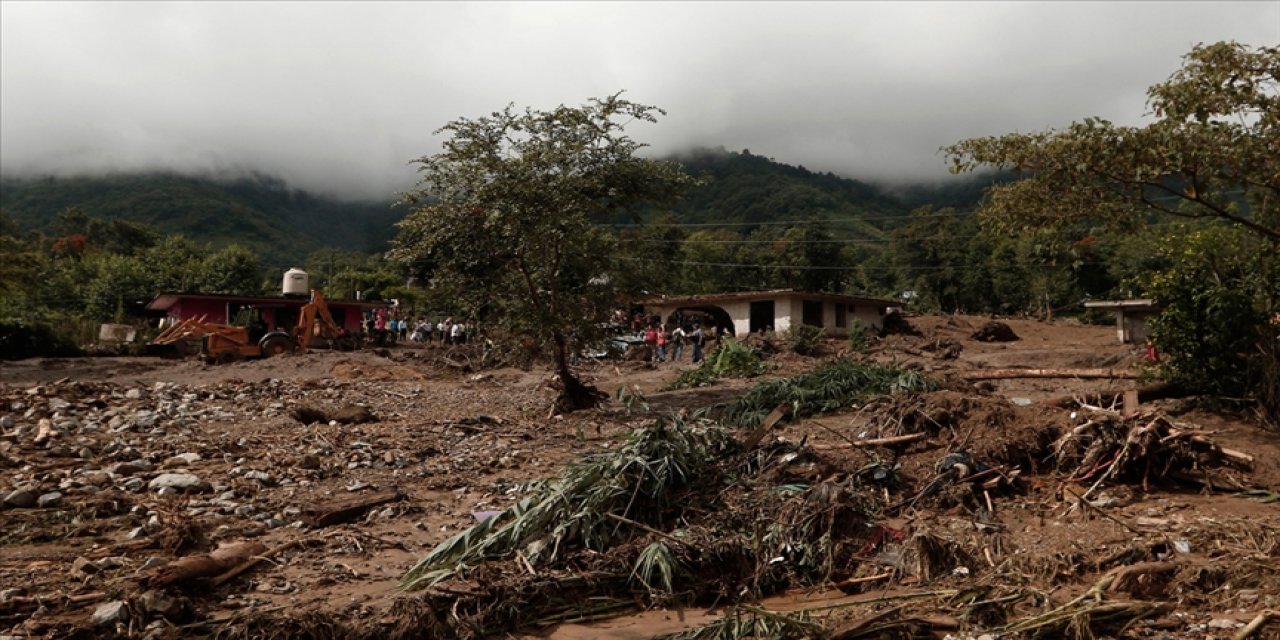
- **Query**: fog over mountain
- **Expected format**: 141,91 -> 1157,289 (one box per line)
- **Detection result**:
2,2 -> 1276,199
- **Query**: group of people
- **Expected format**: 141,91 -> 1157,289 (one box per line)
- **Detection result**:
361,308 -> 472,345
642,321 -> 708,364
409,318 -> 470,344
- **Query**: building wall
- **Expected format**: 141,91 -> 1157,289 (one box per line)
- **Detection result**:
165,298 -> 370,333
645,295 -> 890,339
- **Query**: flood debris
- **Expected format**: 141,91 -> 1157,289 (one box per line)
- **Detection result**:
970,321 -> 1019,342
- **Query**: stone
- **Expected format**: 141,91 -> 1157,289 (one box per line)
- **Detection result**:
139,556 -> 167,571
0,416 -> 14,429
1207,618 -> 1238,629
124,389 -> 144,400
36,492 -> 63,508
147,473 -> 211,493
139,590 -> 184,619
3,489 -> 36,508
162,453 -> 201,468
90,600 -> 130,626
243,470 -> 272,484
73,556 -> 100,575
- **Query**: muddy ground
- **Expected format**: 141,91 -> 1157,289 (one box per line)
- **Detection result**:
1,315 -> 1277,639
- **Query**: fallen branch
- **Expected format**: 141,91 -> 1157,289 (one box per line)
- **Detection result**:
210,539 -> 307,587
1234,610 -> 1278,640
831,571 -> 894,589
963,368 -> 1139,381
148,541 -> 267,589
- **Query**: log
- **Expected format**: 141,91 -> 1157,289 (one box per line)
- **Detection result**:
301,488 -> 405,527
1043,382 -> 1185,408
147,541 -> 267,589
962,368 -> 1139,381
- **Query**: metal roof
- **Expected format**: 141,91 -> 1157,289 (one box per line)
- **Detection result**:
637,289 -> 899,308
147,292 -> 387,312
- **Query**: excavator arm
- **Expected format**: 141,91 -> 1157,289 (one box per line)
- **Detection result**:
292,289 -> 345,354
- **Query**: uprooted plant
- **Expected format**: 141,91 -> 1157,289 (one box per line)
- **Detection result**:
664,339 -> 769,390
401,417 -> 737,591
715,358 -> 937,428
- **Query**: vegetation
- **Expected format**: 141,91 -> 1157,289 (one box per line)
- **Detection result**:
664,339 -> 769,390
0,172 -> 401,261
718,358 -> 937,429
946,41 -> 1280,422
401,419 -> 736,590
390,94 -> 699,412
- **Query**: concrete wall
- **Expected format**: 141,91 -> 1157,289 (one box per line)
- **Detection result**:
645,295 -> 890,339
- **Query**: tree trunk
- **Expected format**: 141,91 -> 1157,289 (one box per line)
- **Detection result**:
551,331 -> 605,414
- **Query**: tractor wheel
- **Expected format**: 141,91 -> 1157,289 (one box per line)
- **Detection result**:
260,335 -> 295,357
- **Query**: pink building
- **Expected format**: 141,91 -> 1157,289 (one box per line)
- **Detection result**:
146,293 -> 385,334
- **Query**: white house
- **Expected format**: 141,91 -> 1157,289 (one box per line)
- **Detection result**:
638,289 -> 899,337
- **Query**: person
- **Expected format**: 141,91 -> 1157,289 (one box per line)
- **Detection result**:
643,324 -> 659,359
670,325 -> 686,362
655,326 -> 668,362
450,321 -> 463,345
441,318 -> 453,344
690,325 -> 705,364
1144,337 -> 1161,364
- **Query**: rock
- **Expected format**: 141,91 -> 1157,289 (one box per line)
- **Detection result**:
36,492 -> 63,508
147,473 -> 211,493
96,556 -> 128,570
110,460 -> 154,476
0,416 -> 14,429
139,556 -> 167,571
90,600 -> 130,626
1207,618 -> 1238,629
162,453 -> 201,468
243,470 -> 273,484
79,471 -> 112,486
971,321 -> 1019,342
73,556 -> 100,575
139,590 -> 185,620
3,489 -> 36,508
293,454 -> 321,470
124,389 -> 144,400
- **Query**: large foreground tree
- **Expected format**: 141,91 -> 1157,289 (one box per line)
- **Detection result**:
946,42 -> 1279,423
390,94 -> 697,412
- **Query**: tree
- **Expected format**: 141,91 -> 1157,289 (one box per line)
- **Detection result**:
946,42 -> 1280,422
198,244 -> 263,295
390,94 -> 697,412
945,42 -> 1278,242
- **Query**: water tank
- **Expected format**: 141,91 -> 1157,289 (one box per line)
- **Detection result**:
282,268 -> 309,296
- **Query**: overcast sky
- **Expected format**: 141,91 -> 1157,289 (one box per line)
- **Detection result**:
2,2 -> 1276,199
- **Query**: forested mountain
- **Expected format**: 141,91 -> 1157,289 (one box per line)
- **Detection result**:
0,172 -> 403,261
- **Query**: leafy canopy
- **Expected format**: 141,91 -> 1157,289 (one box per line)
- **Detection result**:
945,42 -> 1278,242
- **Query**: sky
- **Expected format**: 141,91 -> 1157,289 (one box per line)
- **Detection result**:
2,1 -> 1277,200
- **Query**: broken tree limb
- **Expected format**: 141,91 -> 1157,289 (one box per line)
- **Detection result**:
1043,382 -> 1185,408
210,539 -> 307,587
851,433 -> 929,447
1234,610 -> 1278,640
962,368 -> 1140,381
301,488 -> 405,527
148,541 -> 267,589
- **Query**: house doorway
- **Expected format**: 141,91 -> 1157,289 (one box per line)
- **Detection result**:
749,300 -> 775,333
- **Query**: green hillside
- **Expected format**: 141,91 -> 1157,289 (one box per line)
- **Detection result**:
652,148 -> 910,238
0,172 -> 403,261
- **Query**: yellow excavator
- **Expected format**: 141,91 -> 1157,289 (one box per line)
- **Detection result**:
150,290 -> 350,363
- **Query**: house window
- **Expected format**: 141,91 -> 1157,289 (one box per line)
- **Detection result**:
749,300 -> 775,333
802,300 -> 823,327
835,303 -> 847,328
